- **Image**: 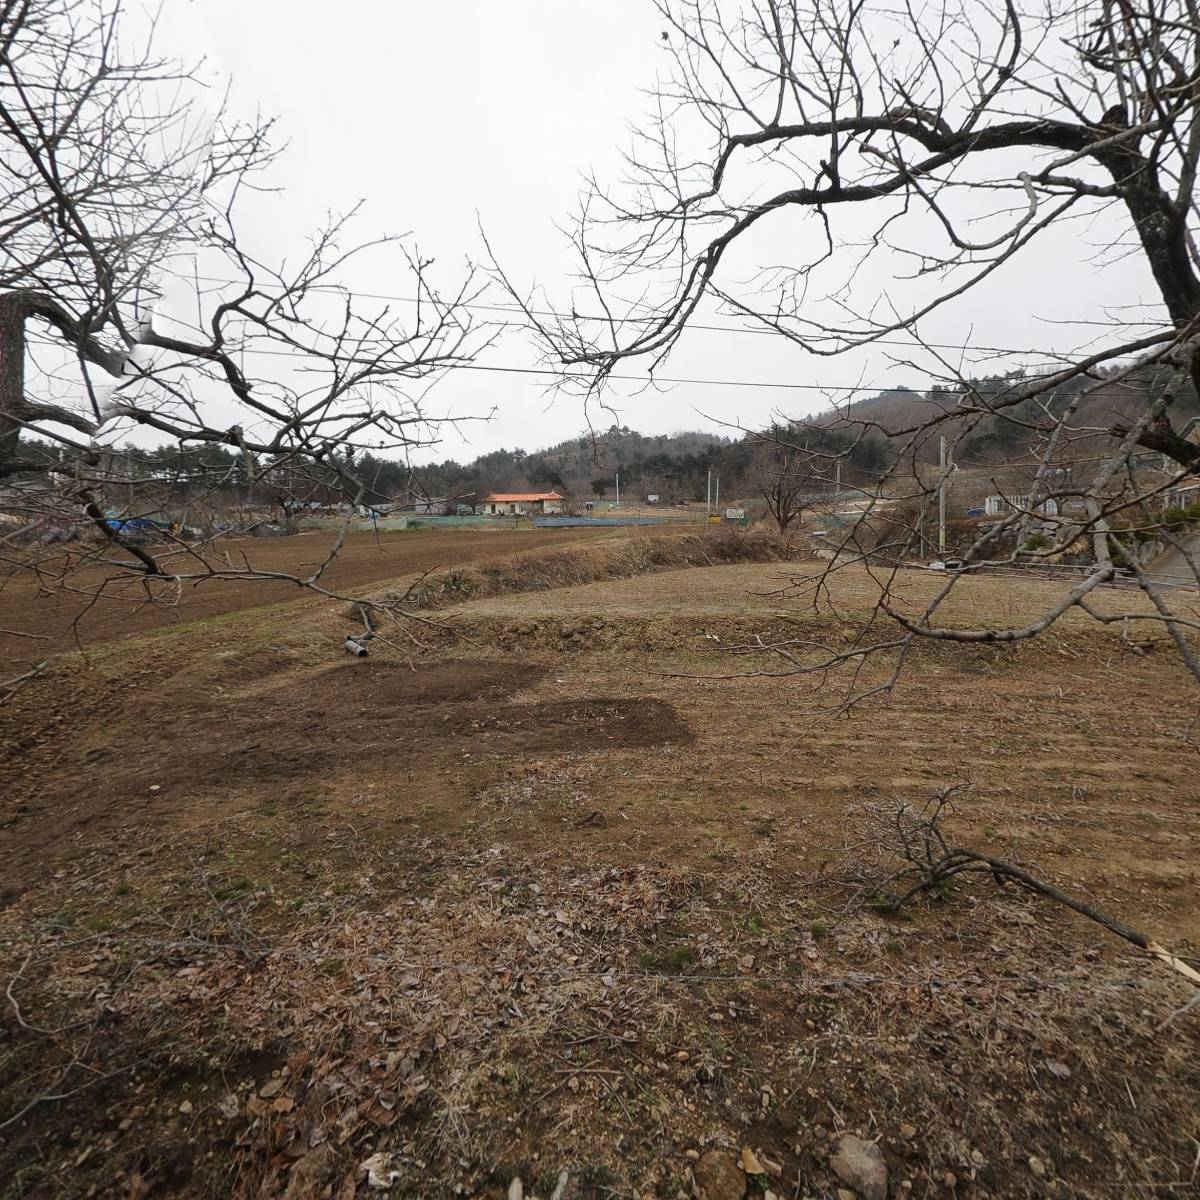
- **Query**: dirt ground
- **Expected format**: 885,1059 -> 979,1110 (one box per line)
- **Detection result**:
0,525 -> 632,664
1,553 -> 1198,1199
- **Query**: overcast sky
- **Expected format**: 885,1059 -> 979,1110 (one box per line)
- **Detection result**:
155,0 -> 1166,464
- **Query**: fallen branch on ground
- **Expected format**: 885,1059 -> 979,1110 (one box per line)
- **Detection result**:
840,786 -> 1200,990
0,660 -> 47,700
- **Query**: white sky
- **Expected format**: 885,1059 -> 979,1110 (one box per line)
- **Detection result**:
154,0 -> 1166,464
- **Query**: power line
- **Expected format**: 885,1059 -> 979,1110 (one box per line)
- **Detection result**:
119,309 -> 898,392
150,344 -> 1137,396
179,272 -> 1169,362
141,314 -> 1161,398
151,346 -> 899,393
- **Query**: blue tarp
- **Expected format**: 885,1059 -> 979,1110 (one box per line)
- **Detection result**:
104,518 -> 161,532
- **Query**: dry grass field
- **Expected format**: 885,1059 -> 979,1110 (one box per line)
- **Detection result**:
1,543 -> 1198,1199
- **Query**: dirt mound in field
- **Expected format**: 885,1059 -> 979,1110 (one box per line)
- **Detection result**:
1,655 -> 691,883
314,657 -> 545,705
444,696 -> 693,751
438,609 -> 1053,673
350,526 -> 797,615
209,646 -> 302,684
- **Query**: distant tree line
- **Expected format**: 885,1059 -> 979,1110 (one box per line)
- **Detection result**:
13,366 -> 1187,516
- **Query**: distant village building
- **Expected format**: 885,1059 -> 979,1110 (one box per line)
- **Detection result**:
482,491 -> 565,516
1166,480 -> 1200,509
984,493 -> 1059,517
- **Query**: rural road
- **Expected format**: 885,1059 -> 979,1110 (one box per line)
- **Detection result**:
1144,528 -> 1200,590
0,526 -> 625,664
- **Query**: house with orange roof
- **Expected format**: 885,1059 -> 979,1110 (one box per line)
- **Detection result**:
482,491 -> 565,516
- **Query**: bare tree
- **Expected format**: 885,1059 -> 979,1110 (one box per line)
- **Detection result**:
499,0 -> 1200,703
752,424 -> 821,534
0,0 -> 489,667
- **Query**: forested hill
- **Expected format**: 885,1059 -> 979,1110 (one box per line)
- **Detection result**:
406,426 -> 738,502
13,426 -> 741,506
23,365 -> 1193,507
833,366 -> 1200,463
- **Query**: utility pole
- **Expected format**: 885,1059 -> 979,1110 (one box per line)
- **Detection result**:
615,471 -> 620,508
938,435 -> 947,554
706,469 -> 712,514
714,476 -> 720,511
835,459 -> 841,500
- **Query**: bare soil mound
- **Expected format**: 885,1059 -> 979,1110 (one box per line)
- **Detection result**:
444,696 -> 694,751
0,655 -> 691,889
315,657 -> 546,706
355,526 -> 795,615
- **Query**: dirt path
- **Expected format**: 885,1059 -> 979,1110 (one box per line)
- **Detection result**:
1145,527 -> 1200,589
0,525 -> 626,662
